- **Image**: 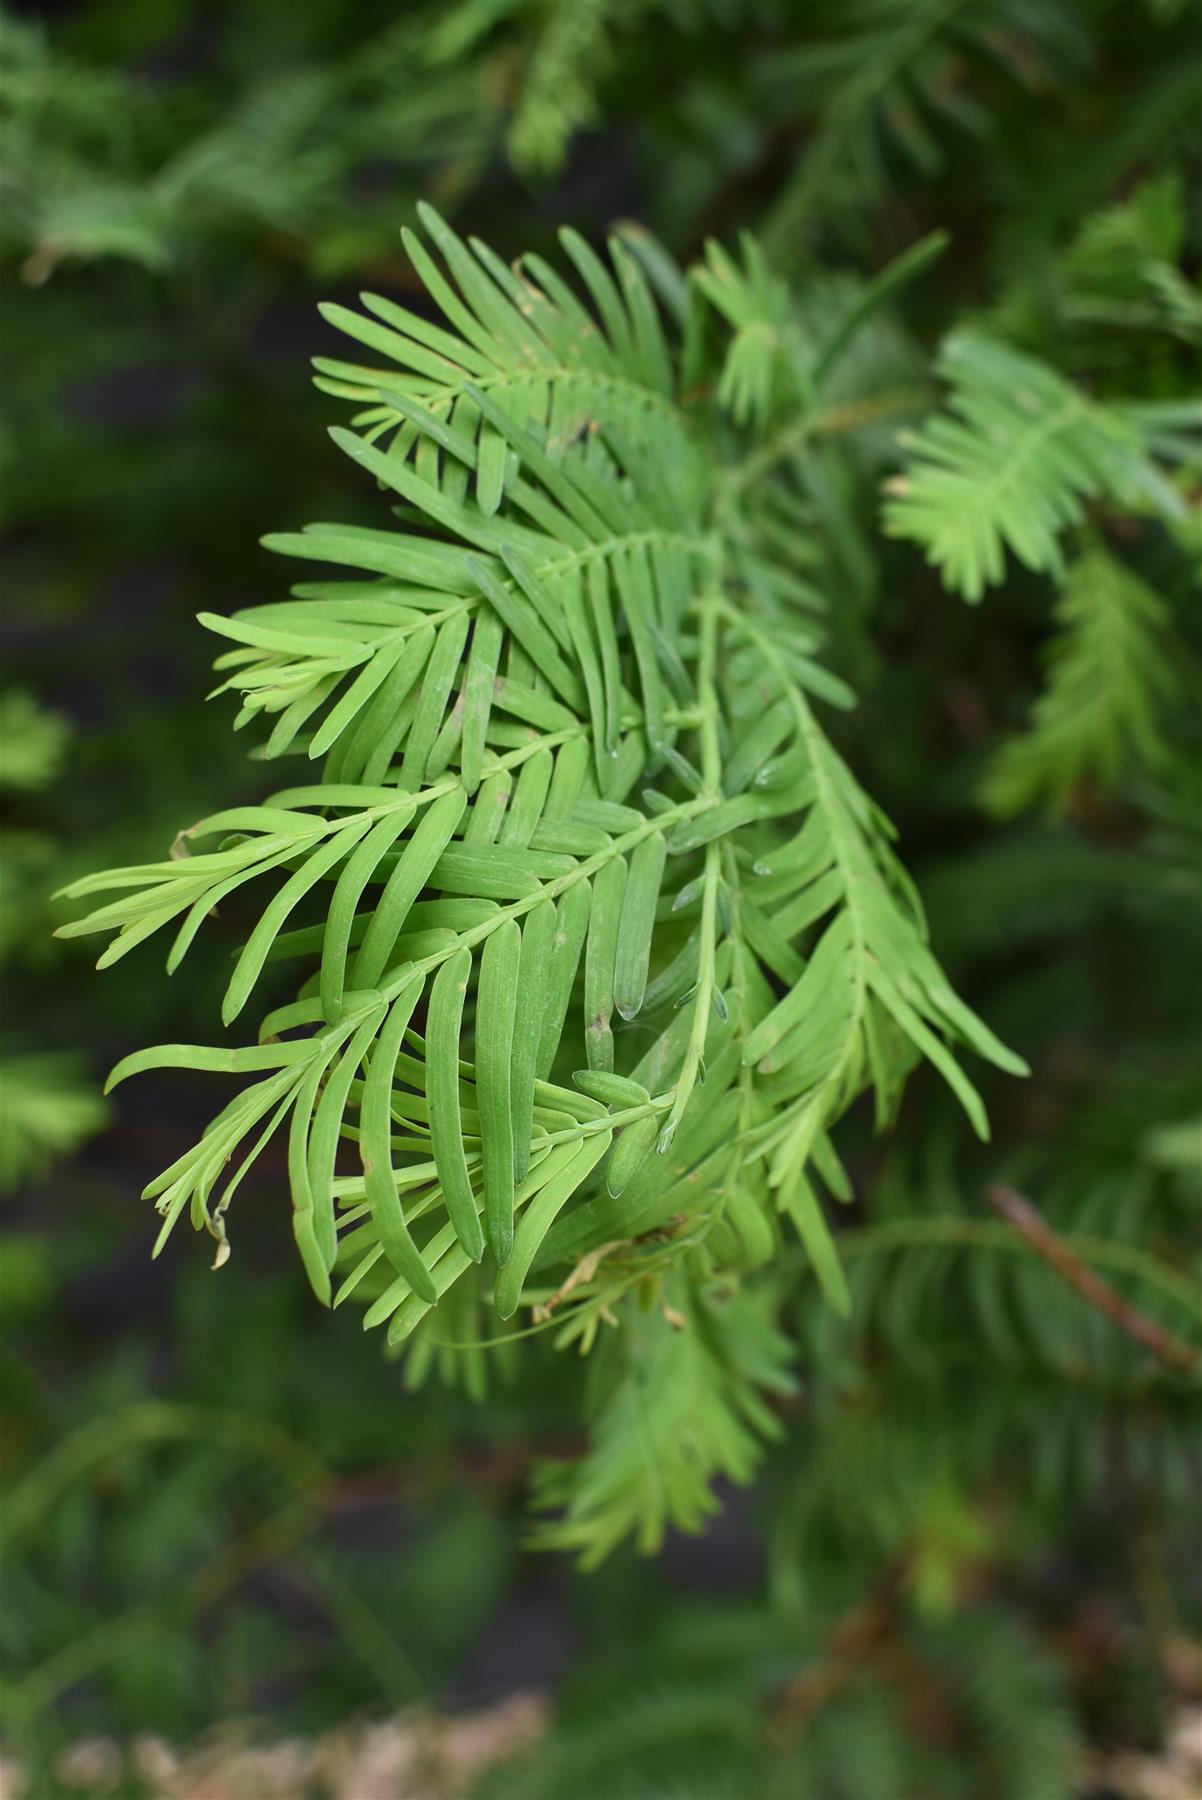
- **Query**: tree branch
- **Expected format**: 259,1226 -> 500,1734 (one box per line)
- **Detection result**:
772,1560 -> 905,1740
985,1184 -> 1199,1376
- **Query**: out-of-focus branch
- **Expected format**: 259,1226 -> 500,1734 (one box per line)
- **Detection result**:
986,1185 -> 1200,1376
772,1560 -> 906,1740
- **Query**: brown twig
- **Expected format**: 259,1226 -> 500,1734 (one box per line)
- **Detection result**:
986,1185 -> 1200,1376
772,1560 -> 906,1740
322,1434 -> 587,1512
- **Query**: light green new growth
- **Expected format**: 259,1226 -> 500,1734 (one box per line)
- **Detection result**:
59,206 -> 1027,1556
883,331 -> 1181,601
884,329 -> 1191,820
983,541 -> 1178,817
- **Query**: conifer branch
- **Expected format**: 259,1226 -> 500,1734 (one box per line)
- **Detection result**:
986,1185 -> 1200,1375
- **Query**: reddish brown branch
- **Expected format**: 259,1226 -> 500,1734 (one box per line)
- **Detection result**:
985,1185 -> 1199,1376
321,1434 -> 588,1513
772,1560 -> 905,1740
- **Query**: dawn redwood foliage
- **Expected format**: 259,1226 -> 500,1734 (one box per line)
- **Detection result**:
5,4 -> 1200,1789
58,199 -> 1196,1561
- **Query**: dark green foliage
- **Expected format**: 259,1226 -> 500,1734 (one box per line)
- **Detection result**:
0,694 -> 108,1189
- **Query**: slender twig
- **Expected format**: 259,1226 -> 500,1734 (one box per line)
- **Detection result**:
986,1185 -> 1200,1375
722,385 -> 934,497
772,1559 -> 906,1740
832,1216 -> 1201,1317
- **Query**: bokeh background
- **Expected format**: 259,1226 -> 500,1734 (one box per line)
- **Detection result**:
1,2 -> 1200,1796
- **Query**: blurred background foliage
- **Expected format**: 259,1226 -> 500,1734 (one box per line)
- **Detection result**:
1,0 -> 1200,1794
